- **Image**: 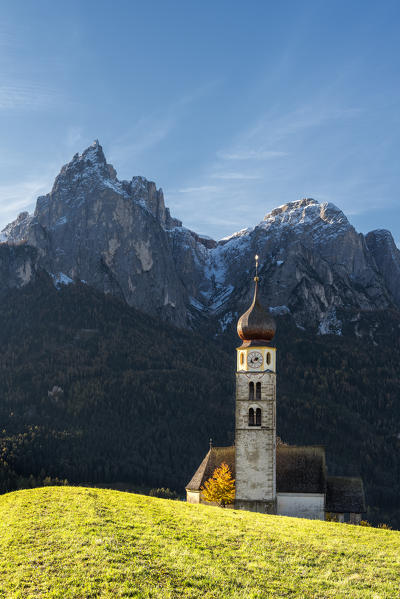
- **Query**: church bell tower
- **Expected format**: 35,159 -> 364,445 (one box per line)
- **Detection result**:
234,255 -> 277,513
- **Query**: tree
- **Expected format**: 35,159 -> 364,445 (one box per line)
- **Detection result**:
201,462 -> 235,507
149,487 -> 179,500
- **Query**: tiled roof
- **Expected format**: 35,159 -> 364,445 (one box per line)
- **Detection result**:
325,476 -> 366,513
276,445 -> 327,494
186,446 -> 235,491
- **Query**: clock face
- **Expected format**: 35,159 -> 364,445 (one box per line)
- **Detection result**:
247,351 -> 263,369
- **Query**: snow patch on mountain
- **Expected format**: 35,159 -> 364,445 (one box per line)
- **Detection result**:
318,308 -> 342,336
189,296 -> 206,311
51,272 -> 74,289
208,284 -> 234,312
219,227 -> 253,244
219,311 -> 235,331
261,198 -> 351,241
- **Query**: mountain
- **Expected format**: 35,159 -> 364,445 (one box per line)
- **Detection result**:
2,140 -> 399,333
2,141 -> 187,325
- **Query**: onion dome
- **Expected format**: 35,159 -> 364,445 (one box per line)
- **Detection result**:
237,257 -> 276,346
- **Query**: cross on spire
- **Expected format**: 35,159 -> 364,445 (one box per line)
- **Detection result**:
254,254 -> 259,281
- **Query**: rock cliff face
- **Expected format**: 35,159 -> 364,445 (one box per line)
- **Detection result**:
365,229 -> 400,308
0,243 -> 38,293
179,199 -> 392,333
2,141 -> 399,332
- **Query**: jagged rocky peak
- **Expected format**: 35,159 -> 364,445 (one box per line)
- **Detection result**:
366,229 -> 400,306
0,140 -> 187,325
121,175 -> 181,229
262,197 -> 350,236
2,140 -> 180,233
1,211 -> 32,243
366,228 -> 397,247
50,140 -> 116,194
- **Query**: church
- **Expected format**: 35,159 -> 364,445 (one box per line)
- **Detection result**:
186,259 -> 365,523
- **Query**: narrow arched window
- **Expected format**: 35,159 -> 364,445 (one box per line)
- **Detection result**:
256,382 -> 261,399
256,408 -> 261,426
240,353 -> 244,366
249,382 -> 254,400
266,352 -> 271,365
248,408 -> 255,426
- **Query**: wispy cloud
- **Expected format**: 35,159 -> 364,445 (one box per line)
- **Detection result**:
166,99 -> 365,239
250,106 -> 361,144
211,172 -> 261,180
110,82 -> 221,166
110,114 -> 175,163
217,150 -> 288,160
178,185 -> 220,193
0,82 -> 60,111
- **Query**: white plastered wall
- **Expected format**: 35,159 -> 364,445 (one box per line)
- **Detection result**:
277,493 -> 325,520
186,491 -> 201,504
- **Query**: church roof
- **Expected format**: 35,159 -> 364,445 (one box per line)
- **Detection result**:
276,445 -> 327,494
186,445 -> 327,495
237,278 -> 276,345
325,476 -> 366,513
186,446 -> 235,491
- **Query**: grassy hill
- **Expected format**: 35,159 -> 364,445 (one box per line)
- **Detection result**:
0,487 -> 399,598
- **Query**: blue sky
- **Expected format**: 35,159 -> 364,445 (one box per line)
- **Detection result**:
1,0 -> 399,241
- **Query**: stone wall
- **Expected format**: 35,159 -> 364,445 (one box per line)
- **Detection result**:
235,368 -> 276,509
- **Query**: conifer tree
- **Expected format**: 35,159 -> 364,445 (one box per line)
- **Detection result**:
201,462 -> 235,507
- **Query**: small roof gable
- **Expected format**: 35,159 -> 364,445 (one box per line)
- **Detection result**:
186,446 -> 235,491
276,445 -> 327,494
326,476 -> 366,513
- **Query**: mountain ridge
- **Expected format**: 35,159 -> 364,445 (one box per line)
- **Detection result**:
2,140 -> 400,332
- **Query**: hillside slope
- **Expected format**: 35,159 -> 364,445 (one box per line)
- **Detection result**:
0,486 -> 399,598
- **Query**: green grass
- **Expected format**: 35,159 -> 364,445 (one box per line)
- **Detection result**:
0,487 -> 399,598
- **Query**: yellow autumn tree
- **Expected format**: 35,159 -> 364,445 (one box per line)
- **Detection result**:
201,462 -> 235,507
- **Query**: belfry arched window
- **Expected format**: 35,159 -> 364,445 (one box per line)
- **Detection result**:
266,352 -> 271,365
248,408 -> 255,426
249,382 -> 254,400
256,382 -> 261,400
256,408 -> 261,426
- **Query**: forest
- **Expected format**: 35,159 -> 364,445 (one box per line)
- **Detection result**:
0,274 -> 399,528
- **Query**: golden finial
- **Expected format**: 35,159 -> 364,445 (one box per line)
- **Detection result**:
254,254 -> 259,281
